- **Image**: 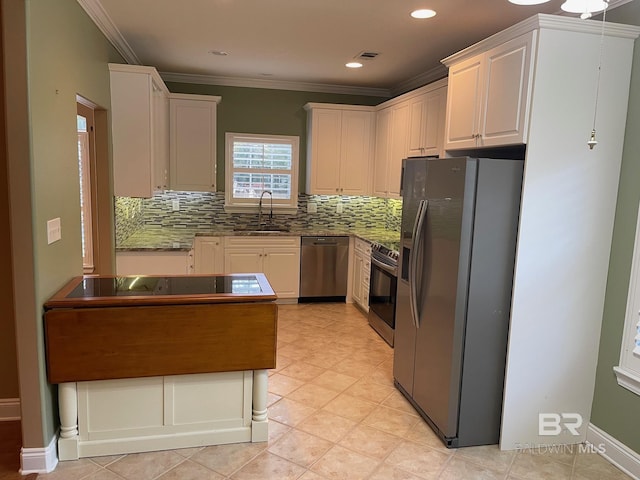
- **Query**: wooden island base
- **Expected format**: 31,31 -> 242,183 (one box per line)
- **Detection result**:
44,274 -> 277,461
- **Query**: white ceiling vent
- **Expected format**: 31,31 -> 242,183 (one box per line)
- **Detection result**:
355,51 -> 380,61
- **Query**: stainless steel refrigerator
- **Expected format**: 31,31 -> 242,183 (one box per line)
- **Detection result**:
393,156 -> 523,448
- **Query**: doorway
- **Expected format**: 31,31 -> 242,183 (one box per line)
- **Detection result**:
76,97 -> 114,274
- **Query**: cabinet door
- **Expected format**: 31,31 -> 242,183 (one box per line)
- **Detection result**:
373,108 -> 392,197
480,31 -> 534,147
170,97 -> 217,192
339,110 -> 374,195
224,250 -> 262,274
408,94 -> 427,157
263,247 -> 301,298
152,84 -> 169,192
388,104 -> 410,198
407,90 -> 446,158
444,55 -> 484,150
422,88 -> 447,157
194,237 -> 224,274
110,69 -> 154,197
307,109 -> 342,195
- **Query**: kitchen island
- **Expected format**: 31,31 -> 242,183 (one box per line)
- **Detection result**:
44,274 -> 277,460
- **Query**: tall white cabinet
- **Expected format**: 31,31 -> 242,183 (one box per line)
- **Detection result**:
109,64 -> 170,197
440,15 -> 640,450
304,104 -> 375,195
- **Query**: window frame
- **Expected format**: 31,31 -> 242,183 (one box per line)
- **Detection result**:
614,198 -> 640,396
224,132 -> 299,213
77,124 -> 94,273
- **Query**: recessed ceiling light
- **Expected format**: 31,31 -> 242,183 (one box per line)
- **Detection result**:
208,50 -> 229,56
346,62 -> 363,69
410,9 -> 436,19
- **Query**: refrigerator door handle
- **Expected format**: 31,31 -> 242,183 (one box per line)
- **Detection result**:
409,199 -> 428,328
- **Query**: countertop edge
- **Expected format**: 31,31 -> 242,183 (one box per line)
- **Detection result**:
116,230 -> 397,252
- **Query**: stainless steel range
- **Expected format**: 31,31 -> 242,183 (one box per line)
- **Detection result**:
368,243 -> 399,346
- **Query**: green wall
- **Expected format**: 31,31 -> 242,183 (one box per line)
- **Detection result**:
591,1 -> 640,453
23,0 -> 122,446
165,82 -> 387,190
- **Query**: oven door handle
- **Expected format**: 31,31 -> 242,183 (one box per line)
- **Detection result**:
370,256 -> 398,276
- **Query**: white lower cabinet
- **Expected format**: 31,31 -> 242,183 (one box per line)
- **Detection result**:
193,237 -> 224,274
224,236 -> 301,299
352,238 -> 372,312
115,251 -> 191,275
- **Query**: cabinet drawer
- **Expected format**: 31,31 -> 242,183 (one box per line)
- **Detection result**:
225,236 -> 300,249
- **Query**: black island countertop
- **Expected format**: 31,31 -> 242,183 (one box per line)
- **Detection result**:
44,273 -> 277,309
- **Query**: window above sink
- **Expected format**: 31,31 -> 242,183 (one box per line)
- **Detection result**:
224,132 -> 299,214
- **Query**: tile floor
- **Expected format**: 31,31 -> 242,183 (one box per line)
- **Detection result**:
39,303 -> 631,480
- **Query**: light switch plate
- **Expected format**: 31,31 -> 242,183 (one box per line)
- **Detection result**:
307,202 -> 317,214
172,199 -> 180,211
336,203 -> 344,214
47,218 -> 61,244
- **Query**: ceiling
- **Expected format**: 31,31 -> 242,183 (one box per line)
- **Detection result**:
79,0 -> 626,97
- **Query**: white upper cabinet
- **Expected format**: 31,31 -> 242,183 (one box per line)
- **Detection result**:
407,86 -> 447,158
443,31 -> 535,150
304,103 -> 375,196
109,64 -> 170,198
169,94 -> 221,192
373,79 -> 447,199
372,107 -> 392,198
372,103 -> 409,199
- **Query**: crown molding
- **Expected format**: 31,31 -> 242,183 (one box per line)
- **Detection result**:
77,0 -> 140,65
390,64 -> 448,97
442,12 -> 640,67
160,71 -> 392,97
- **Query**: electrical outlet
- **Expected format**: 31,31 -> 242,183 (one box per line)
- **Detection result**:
307,202 -> 318,214
172,199 -> 180,211
47,218 -> 62,245
336,203 -> 343,214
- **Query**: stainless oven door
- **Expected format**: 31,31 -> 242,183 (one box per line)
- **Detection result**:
368,257 -> 398,330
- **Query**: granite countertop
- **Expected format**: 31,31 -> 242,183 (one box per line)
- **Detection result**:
116,226 -> 401,252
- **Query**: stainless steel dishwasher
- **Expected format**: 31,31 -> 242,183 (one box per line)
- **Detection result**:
299,236 -> 349,302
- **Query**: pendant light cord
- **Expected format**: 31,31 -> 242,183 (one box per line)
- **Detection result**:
592,2 -> 608,131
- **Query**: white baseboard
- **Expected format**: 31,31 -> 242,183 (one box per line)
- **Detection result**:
21,433 -> 58,475
0,398 -> 21,421
588,423 -> 640,480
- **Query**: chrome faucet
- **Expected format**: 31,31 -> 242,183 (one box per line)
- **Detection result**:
258,190 -> 273,228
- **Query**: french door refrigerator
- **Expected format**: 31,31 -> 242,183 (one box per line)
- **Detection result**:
393,156 -> 523,448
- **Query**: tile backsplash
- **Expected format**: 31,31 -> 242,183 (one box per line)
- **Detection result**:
115,192 -> 401,244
